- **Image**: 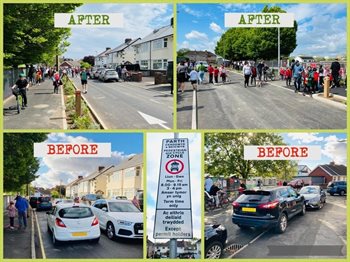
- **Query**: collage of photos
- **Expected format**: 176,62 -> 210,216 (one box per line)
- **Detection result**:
1,1 -> 348,262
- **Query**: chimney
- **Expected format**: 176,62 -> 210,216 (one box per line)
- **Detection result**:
125,38 -> 132,44
106,47 -> 111,51
330,161 -> 335,166
170,17 -> 174,27
78,176 -> 83,179
98,166 -> 105,172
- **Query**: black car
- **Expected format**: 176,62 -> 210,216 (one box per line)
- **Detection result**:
232,187 -> 305,233
327,181 -> 346,196
205,224 -> 227,259
29,196 -> 52,211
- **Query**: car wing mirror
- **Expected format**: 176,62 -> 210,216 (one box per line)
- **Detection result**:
102,207 -> 108,212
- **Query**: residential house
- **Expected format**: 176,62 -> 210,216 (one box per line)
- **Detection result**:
186,50 -> 217,64
65,176 -> 84,198
133,19 -> 173,75
107,38 -> 140,69
59,60 -> 81,69
94,47 -> 112,68
106,154 -> 143,199
296,165 -> 312,177
308,162 -> 347,186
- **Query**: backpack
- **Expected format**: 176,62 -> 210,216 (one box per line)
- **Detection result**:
251,67 -> 257,77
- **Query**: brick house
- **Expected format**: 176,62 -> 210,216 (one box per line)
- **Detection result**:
308,162 -> 347,187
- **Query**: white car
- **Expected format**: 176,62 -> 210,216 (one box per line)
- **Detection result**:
91,199 -> 143,240
46,203 -> 100,246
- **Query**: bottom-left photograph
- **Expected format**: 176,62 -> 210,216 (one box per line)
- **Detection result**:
3,132 -> 144,259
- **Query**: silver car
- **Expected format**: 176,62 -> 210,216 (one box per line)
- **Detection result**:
100,69 -> 119,82
300,185 -> 326,209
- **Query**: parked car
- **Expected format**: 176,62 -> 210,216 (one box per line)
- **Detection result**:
100,69 -> 119,82
114,196 -> 128,200
94,68 -> 104,79
91,199 -> 143,240
46,203 -> 100,246
327,181 -> 346,196
30,196 -> 52,211
232,187 -> 306,233
81,194 -> 103,202
53,199 -> 74,207
299,185 -> 326,209
205,224 -> 227,259
287,178 -> 310,190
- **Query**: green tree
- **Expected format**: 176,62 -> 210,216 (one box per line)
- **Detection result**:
51,190 -> 60,198
177,48 -> 190,57
4,4 -> 81,67
215,5 -> 298,61
205,133 -> 297,180
4,133 -> 48,193
83,56 -> 95,66
80,61 -> 91,69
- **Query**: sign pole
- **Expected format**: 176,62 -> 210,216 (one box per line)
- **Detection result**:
169,132 -> 178,259
278,27 -> 280,69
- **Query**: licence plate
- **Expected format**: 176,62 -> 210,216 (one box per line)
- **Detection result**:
138,230 -> 143,234
242,207 -> 256,212
72,232 -> 87,237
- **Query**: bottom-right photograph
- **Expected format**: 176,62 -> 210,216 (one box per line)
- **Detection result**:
204,132 -> 347,259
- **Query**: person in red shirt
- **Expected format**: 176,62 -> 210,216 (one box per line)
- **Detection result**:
208,64 -> 214,84
285,67 -> 292,86
313,67 -> 319,92
213,66 -> 219,84
280,67 -> 285,80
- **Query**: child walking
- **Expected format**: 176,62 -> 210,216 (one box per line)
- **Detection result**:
7,201 -> 16,230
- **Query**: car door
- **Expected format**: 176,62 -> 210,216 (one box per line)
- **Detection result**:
99,200 -> 109,228
92,201 -> 104,228
288,187 -> 303,216
47,207 -> 56,230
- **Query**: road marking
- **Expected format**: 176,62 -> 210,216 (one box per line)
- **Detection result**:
227,230 -> 268,258
34,210 -> 46,259
318,219 -> 347,245
191,89 -> 197,129
137,111 -> 170,129
31,209 -> 36,259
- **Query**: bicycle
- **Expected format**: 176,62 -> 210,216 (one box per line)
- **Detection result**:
12,87 -> 24,114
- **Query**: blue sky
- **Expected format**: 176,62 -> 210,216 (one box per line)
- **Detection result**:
147,133 -> 201,242
64,4 -> 173,59
281,133 -> 346,170
177,4 -> 347,57
33,133 -> 143,188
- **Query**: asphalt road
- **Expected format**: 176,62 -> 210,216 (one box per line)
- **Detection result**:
35,210 -> 143,258
205,194 -> 347,258
177,72 -> 346,129
72,77 -> 173,129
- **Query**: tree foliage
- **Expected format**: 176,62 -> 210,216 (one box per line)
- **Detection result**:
177,48 -> 191,57
205,133 -> 298,180
83,56 -> 95,66
4,133 -> 48,192
80,61 -> 91,69
215,5 -> 298,61
4,4 -> 81,67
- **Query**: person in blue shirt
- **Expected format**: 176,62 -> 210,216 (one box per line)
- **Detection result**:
205,175 -> 213,192
15,195 -> 29,229
292,60 -> 304,93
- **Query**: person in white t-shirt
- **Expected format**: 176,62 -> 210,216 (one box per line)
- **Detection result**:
243,61 -> 252,87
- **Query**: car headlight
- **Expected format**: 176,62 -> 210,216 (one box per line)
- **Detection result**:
310,197 -> 320,203
117,220 -> 133,226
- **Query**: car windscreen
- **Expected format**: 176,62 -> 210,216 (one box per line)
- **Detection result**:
108,202 -> 141,212
58,207 -> 94,219
63,199 -> 73,203
39,197 -> 51,202
327,182 -> 334,187
236,191 -> 271,203
300,187 -> 318,194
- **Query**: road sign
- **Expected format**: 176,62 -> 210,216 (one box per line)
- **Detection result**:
153,138 -> 193,239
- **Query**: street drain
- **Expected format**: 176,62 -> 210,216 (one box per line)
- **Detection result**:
224,243 -> 244,254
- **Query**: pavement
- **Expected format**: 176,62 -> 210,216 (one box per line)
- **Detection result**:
3,79 -> 66,129
205,195 -> 347,259
35,210 -> 143,258
177,72 -> 347,129
71,76 -> 173,129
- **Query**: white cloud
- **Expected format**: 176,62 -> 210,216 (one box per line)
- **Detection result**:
181,5 -> 203,17
287,133 -> 324,144
185,30 -> 209,41
322,137 -> 347,165
210,22 -> 224,34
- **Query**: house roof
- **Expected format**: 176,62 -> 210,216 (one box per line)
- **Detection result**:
133,25 -> 173,45
60,61 -> 80,67
109,154 -> 143,173
96,48 -> 112,57
66,177 -> 83,187
186,50 -> 217,57
80,165 -> 114,182
109,38 -> 140,53
319,164 -> 347,177
297,56 -> 314,60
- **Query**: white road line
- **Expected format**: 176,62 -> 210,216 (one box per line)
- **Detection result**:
191,89 -> 197,129
227,230 -> 268,258
34,210 -> 46,259
31,209 -> 36,259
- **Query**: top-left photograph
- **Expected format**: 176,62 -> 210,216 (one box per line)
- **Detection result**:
3,3 -> 174,130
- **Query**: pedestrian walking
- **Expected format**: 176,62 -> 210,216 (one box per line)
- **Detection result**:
177,61 -> 187,94
313,67 -> 319,92
243,62 -> 251,87
197,62 -> 206,84
15,195 -> 29,230
6,201 -> 16,230
80,68 -> 88,94
257,61 -> 264,85
214,66 -> 219,84
219,65 -> 227,83
285,67 -> 292,86
35,69 -> 42,85
279,67 -> 285,80
250,64 -> 257,86
208,64 -> 214,84
188,68 -> 199,90
205,175 -> 213,192
303,66 -> 313,97
319,64 -> 324,89
52,72 -> 62,94
293,60 -> 303,92
330,58 -> 341,88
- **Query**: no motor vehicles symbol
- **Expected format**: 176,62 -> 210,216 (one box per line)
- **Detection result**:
165,159 -> 184,175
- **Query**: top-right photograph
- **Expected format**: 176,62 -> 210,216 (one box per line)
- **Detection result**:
176,3 -> 347,130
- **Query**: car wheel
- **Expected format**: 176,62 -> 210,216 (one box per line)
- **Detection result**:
52,231 -> 61,246
205,241 -> 223,259
299,204 -> 306,216
340,190 -> 345,196
106,222 -> 115,240
237,224 -> 250,230
275,213 -> 288,233
330,193 -> 334,196
90,237 -> 100,244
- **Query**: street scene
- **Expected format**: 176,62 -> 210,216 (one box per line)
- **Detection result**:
147,133 -> 201,259
204,133 -> 347,258
3,3 -> 173,130
3,133 -> 144,259
177,4 -> 347,129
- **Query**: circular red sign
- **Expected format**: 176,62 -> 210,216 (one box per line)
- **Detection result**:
165,159 -> 184,175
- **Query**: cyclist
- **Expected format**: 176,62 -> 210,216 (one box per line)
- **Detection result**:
12,73 -> 29,108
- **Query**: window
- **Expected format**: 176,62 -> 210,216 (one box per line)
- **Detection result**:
153,59 -> 163,70
164,38 -> 168,48
153,39 -> 162,50
163,59 -> 168,70
140,60 -> 149,70
140,43 -> 149,53
125,168 -> 135,178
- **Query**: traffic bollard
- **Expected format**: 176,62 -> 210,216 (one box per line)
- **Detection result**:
75,90 -> 82,116
324,76 -> 330,98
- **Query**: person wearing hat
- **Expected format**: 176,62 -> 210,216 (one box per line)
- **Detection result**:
12,73 -> 29,108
